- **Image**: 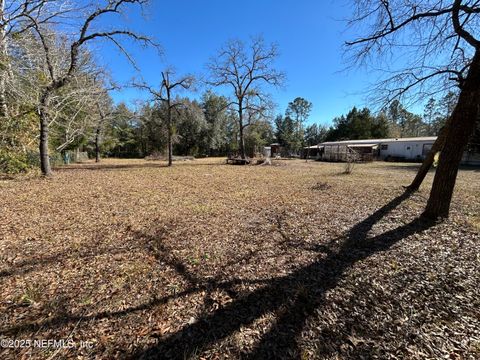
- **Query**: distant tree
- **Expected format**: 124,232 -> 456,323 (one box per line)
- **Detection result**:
285,97 -> 313,152
274,114 -> 295,152
274,115 -> 284,145
325,115 -> 346,141
403,113 -> 426,137
49,83 -> 99,156
421,92 -> 458,137
174,99 -> 207,157
207,36 -> 285,160
225,111 -> 240,154
349,107 -> 376,139
106,103 -> 141,158
244,119 -> 274,157
286,97 -> 313,125
325,106 -> 388,141
384,100 -> 401,137
201,91 -> 230,156
423,98 -> 439,135
304,123 -> 328,146
385,100 -> 426,137
92,88 -> 115,163
135,102 -> 168,156
371,112 -> 390,139
440,91 -> 458,121
135,70 -> 194,166
347,0 -> 480,219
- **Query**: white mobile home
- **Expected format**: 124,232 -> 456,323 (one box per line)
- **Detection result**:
378,137 -> 437,161
316,137 -> 437,162
307,136 -> 480,164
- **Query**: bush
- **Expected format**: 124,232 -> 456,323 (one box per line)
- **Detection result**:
0,150 -> 29,174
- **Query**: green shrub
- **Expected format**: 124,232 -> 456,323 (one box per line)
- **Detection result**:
0,150 -> 29,174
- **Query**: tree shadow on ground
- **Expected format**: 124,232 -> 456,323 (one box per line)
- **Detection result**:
0,191 -> 436,359
129,191 -> 435,359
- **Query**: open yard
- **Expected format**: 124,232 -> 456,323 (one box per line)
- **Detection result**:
0,159 -> 479,359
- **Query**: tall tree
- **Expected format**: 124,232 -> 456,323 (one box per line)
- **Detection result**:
286,97 -> 312,153
106,103 -> 140,158
274,114 -> 295,151
325,106 -> 389,141
244,118 -> 274,156
384,100 -> 426,137
207,36 -> 285,160
0,0 -> 9,118
347,0 -> 480,219
93,90 -> 115,163
201,91 -> 230,156
423,98 -> 439,135
286,97 -> 313,124
135,70 -> 194,166
174,99 -> 207,157
0,0 -> 60,118
304,123 -> 328,146
29,0 -> 153,176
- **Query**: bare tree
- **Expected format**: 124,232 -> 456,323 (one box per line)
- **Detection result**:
207,37 -> 285,160
346,0 -> 480,219
94,98 -> 114,163
26,0 -> 153,176
135,70 -> 194,166
51,72 -> 116,160
0,0 -> 9,117
87,73 -> 116,163
0,0 -> 73,118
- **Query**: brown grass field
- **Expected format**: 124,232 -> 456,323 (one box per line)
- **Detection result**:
0,158 -> 479,359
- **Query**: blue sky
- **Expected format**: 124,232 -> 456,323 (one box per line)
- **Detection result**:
98,0 -> 385,126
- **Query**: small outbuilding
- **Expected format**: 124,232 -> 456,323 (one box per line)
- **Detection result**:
270,143 -> 282,158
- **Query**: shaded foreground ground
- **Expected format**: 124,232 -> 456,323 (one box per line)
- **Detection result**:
0,158 -> 479,359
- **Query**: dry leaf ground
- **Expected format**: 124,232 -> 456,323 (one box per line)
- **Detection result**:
0,158 -> 479,359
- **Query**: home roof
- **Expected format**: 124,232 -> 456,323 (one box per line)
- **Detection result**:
304,145 -> 325,149
319,136 -> 437,146
348,143 -> 379,148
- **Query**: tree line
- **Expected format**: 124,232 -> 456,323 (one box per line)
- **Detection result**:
49,91 -> 468,163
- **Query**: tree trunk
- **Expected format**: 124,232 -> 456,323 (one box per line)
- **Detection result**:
238,105 -> 246,160
0,70 -> 7,118
405,118 -> 451,191
39,93 -> 52,176
422,51 -> 480,219
167,105 -> 173,167
95,127 -> 101,163
0,0 -> 9,118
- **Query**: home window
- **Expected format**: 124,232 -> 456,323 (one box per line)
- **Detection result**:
406,146 -> 411,150
381,144 -> 388,150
